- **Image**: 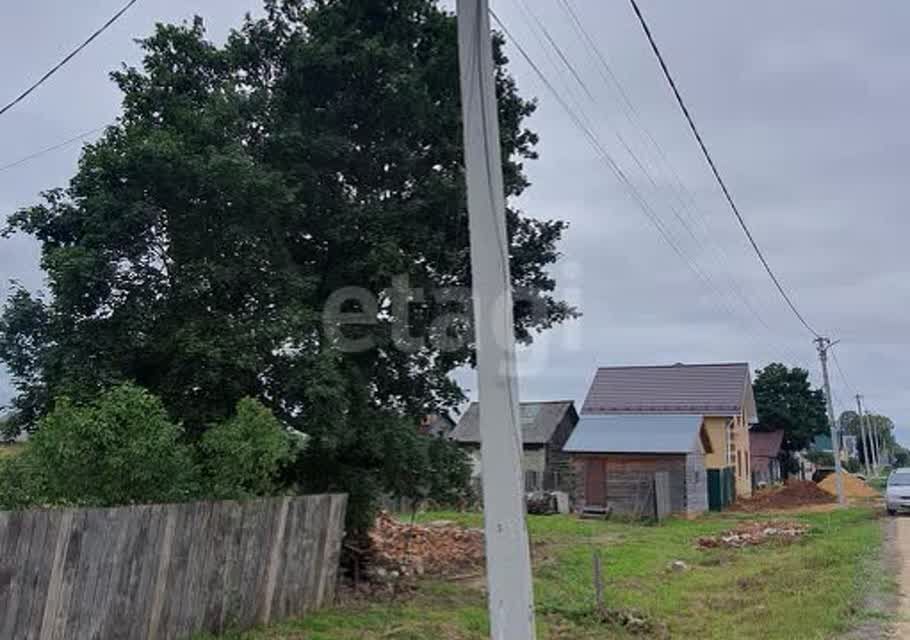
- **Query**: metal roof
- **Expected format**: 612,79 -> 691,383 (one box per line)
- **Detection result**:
582,363 -> 757,422
750,430 -> 784,459
449,401 -> 576,445
563,414 -> 706,454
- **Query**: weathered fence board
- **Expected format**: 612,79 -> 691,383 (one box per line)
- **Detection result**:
0,495 -> 347,640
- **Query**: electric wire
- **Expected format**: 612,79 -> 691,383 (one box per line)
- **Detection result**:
626,0 -> 821,339
553,0 -> 801,352
499,2 -> 812,370
0,0 -> 140,118
0,126 -> 106,174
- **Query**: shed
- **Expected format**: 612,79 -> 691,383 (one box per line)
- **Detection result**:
564,414 -> 711,516
750,430 -> 784,487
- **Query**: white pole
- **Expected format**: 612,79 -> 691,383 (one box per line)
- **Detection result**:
815,337 -> 845,505
456,3 -> 537,639
856,394 -> 872,478
868,413 -> 880,473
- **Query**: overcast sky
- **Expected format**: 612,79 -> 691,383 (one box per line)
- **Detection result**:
1,1 -> 908,441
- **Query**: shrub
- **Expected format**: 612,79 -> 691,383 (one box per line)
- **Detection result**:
198,398 -> 292,499
0,454 -> 45,510
18,384 -> 198,507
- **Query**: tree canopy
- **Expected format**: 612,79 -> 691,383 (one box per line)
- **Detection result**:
838,409 -> 900,467
0,0 -> 572,527
753,363 -> 828,462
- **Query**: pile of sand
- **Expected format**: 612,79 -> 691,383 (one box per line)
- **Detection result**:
817,473 -> 879,499
729,480 -> 835,512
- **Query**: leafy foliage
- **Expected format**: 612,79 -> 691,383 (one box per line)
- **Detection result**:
199,398 -> 293,499
11,385 -> 198,508
0,386 -> 305,511
838,409 -> 899,467
753,363 -> 829,473
0,0 -> 572,530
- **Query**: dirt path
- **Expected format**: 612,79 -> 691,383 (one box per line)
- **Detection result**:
895,518 -> 910,637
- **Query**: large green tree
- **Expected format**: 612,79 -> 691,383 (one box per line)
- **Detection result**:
0,0 -> 574,522
753,363 -> 828,471
838,409 -> 899,467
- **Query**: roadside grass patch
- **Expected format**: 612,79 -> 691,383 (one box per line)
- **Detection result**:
199,507 -> 885,640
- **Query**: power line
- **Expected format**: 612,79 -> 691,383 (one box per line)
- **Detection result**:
0,126 -> 106,174
488,9 -> 739,324
0,0 -> 140,119
626,0 -> 821,339
546,0 -> 811,369
830,349 -> 857,397
500,1 -> 811,370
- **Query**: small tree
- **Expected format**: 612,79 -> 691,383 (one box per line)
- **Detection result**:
18,384 -> 198,507
198,398 -> 293,499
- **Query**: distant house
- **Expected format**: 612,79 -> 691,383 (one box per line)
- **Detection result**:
420,414 -> 456,438
581,362 -> 758,508
750,430 -> 784,487
449,401 -> 578,492
564,414 -> 711,517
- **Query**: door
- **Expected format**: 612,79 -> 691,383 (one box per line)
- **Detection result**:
585,459 -> 607,507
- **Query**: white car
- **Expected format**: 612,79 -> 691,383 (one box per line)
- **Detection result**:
886,468 -> 910,515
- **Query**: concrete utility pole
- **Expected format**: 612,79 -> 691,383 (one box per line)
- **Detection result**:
872,414 -> 884,471
856,394 -> 872,478
866,411 -> 879,474
456,2 -> 537,639
815,337 -> 845,505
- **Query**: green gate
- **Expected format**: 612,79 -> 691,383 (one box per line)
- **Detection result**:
708,467 -> 736,511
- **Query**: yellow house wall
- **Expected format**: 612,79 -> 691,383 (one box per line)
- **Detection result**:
702,414 -> 753,499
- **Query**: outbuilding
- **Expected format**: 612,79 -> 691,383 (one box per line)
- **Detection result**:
750,430 -> 785,487
564,413 -> 711,517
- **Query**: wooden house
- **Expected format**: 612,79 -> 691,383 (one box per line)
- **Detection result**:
564,414 -> 711,517
581,363 -> 757,507
450,401 -> 578,492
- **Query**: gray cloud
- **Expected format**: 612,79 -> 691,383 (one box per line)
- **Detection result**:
1,1 -> 907,441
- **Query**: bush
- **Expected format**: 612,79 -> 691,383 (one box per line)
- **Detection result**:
426,437 -> 473,505
0,454 -> 44,510
15,385 -> 198,508
198,398 -> 293,499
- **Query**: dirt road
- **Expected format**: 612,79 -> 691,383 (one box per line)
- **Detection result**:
895,518 -> 910,637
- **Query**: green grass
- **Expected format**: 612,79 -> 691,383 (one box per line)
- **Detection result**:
198,508 -> 888,640
0,443 -> 24,459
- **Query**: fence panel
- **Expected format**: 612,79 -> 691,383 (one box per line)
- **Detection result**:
0,495 -> 347,640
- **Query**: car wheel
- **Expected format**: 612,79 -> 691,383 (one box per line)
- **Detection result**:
888,508 -> 897,516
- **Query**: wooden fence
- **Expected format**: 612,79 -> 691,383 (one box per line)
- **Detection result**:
0,494 -> 348,640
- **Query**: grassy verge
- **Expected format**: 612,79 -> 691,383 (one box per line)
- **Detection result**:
199,507 -> 885,640
0,443 -> 24,459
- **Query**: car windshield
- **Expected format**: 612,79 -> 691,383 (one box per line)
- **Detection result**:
889,473 -> 910,487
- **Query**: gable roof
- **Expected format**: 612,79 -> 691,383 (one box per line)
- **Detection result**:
563,414 -> 710,455
582,362 -> 757,421
750,430 -> 784,459
449,401 -> 576,445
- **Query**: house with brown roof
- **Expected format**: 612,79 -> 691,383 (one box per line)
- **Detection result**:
450,401 -> 578,492
580,362 -> 758,505
750,430 -> 785,487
